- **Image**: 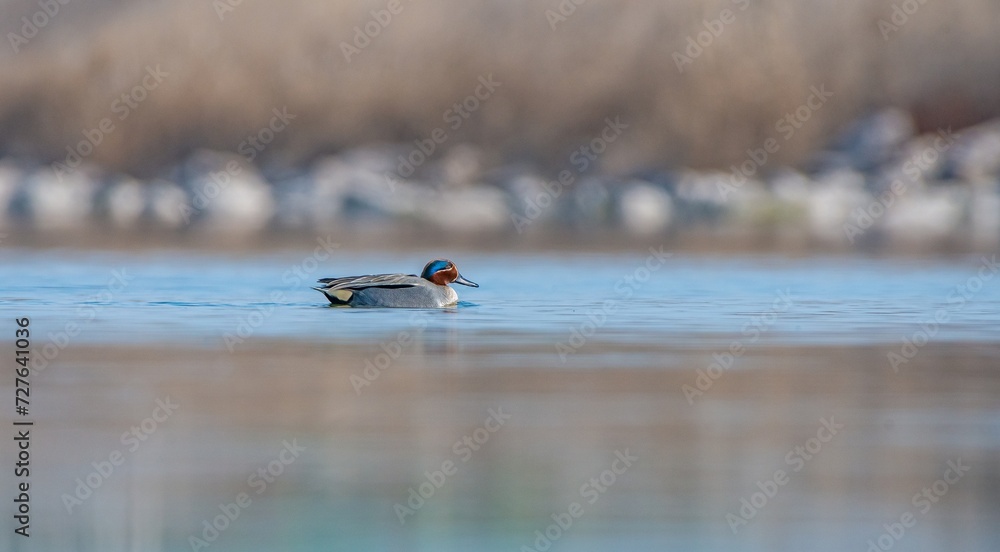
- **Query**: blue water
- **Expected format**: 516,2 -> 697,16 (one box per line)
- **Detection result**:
2,248 -> 999,552
3,248 -> 999,347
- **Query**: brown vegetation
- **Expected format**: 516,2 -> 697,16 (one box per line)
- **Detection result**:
1,0 -> 998,176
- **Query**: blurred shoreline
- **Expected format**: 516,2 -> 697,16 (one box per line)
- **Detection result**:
2,226 -> 993,258
2,1 -> 999,256
2,109 -> 999,255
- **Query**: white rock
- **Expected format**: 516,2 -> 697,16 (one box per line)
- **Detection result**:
105,179 -> 145,228
619,182 -> 673,235
889,133 -> 950,185
438,144 -> 482,187
196,174 -> 274,233
148,180 -> 189,229
676,171 -> 731,206
883,187 -> 964,241
949,120 -> 1000,180
807,170 -> 869,241
187,157 -> 275,233
337,146 -> 399,175
344,171 -> 433,219
770,169 -> 813,205
504,174 -> 556,227
419,186 -> 509,231
24,169 -> 97,230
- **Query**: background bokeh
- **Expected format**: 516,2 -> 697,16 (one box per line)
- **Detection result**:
2,0 -> 1000,172
1,0 -> 1000,251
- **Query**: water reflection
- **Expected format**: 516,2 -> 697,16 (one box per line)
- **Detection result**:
1,336 -> 997,552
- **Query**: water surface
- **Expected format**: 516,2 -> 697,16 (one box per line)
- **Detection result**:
5,249 -> 1000,348
0,249 -> 998,552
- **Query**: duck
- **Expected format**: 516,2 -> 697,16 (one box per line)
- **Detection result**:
314,259 -> 479,307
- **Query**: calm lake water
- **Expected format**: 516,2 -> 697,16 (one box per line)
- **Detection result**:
1,248 -> 999,552
5,249 -> 1000,347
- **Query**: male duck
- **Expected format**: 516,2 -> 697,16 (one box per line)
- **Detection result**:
314,259 -> 478,307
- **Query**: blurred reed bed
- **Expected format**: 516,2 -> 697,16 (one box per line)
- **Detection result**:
0,0 -> 998,176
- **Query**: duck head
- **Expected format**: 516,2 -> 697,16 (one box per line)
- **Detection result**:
421,259 -> 478,288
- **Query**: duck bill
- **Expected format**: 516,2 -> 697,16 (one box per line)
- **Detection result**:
454,273 -> 479,288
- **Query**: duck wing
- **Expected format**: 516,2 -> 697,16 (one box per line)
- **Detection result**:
315,273 -> 420,291
314,273 -> 422,305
